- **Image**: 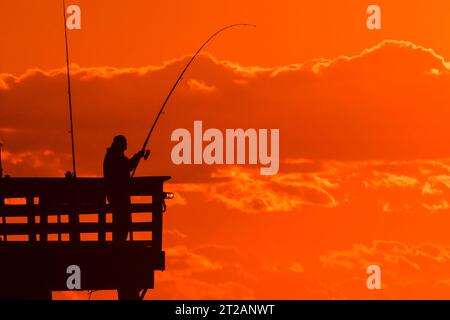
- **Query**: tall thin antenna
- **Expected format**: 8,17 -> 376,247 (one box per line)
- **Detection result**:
63,0 -> 77,177
0,142 -> 3,178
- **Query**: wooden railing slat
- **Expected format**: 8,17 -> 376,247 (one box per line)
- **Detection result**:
0,203 -> 155,216
0,222 -> 153,235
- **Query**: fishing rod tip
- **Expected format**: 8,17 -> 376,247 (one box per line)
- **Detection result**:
233,23 -> 256,28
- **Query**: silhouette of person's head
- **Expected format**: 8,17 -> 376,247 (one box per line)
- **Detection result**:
111,135 -> 127,153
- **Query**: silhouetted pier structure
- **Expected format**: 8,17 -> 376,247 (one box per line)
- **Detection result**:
0,176 -> 170,299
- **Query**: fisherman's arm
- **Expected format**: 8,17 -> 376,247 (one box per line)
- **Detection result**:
128,150 -> 150,171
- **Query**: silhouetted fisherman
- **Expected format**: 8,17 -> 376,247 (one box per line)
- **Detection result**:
103,135 -> 149,300
103,135 -> 149,242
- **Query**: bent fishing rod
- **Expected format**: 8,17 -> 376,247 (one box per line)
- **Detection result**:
62,0 -> 77,177
131,23 -> 256,177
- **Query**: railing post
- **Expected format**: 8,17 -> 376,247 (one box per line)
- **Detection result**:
152,191 -> 164,251
69,209 -> 80,242
68,181 -> 80,242
98,196 -> 106,242
26,196 -> 36,242
39,198 -> 48,242
57,213 -> 61,241
0,195 -> 5,242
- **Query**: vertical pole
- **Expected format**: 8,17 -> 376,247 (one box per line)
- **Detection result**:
40,198 -> 48,242
27,196 -> 36,242
152,190 -> 164,252
0,196 -> 5,242
63,0 -> 77,177
98,197 -> 106,242
0,144 -> 4,241
0,142 -> 3,178
68,187 -> 80,242
57,213 -> 62,241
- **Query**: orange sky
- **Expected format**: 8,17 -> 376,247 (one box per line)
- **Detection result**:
2,0 -> 450,300
2,0 -> 450,74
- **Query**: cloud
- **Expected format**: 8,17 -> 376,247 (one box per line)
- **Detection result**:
1,149 -> 71,177
161,159 -> 450,214
307,40 -> 450,75
207,167 -> 338,212
187,79 -> 216,93
145,245 -> 257,299
3,40 -> 450,180
149,275 -> 255,299
320,240 -> 450,298
165,246 -> 223,274
422,175 -> 450,195
5,41 -> 450,299
287,263 -> 304,273
364,173 -> 419,189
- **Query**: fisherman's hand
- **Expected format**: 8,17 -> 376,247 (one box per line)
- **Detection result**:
137,150 -> 146,158
137,150 -> 150,159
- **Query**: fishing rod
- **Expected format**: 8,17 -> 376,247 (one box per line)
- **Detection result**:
135,24 -> 255,300
0,142 -> 3,178
63,0 -> 77,177
131,23 -> 256,177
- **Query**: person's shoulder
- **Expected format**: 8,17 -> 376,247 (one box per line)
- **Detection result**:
104,149 -> 112,159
